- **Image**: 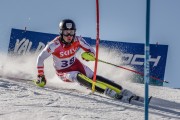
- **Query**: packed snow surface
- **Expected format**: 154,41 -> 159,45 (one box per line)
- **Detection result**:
0,48 -> 179,120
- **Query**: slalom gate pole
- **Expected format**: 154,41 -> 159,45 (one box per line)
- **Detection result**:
145,0 -> 151,120
92,0 -> 100,93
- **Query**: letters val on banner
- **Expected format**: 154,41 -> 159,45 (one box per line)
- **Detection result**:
8,28 -> 168,86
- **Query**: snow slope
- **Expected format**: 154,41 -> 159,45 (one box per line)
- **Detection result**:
0,48 -> 180,120
0,77 -> 179,120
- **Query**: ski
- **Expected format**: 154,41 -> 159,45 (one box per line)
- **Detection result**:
115,95 -> 152,106
129,95 -> 152,104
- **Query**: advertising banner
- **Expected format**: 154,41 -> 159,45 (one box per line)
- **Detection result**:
8,28 -> 168,86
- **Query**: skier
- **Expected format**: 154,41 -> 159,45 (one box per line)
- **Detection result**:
35,19 -> 136,103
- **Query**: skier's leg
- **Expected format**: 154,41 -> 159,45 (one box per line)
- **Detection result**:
77,73 -> 124,99
56,58 -> 94,82
96,75 -> 123,98
57,59 -> 123,98
96,76 -> 138,102
58,71 -> 125,99
76,63 -> 123,98
96,77 -> 138,102
57,71 -> 80,82
55,59 -> 106,92
57,69 -> 135,101
96,75 -> 122,93
76,73 -> 107,93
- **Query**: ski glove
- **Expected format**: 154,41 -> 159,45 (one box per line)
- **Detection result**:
35,75 -> 46,87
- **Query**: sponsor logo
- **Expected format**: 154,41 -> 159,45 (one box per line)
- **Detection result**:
66,23 -> 72,29
60,47 -> 78,57
13,38 -> 45,55
121,53 -> 161,67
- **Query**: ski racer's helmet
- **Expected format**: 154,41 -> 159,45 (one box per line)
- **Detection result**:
59,19 -> 76,45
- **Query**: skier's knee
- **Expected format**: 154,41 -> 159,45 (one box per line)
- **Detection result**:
59,71 -> 79,82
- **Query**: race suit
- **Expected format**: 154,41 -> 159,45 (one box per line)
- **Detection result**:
37,36 -> 95,82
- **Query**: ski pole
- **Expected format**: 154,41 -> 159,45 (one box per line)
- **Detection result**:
81,52 -> 169,83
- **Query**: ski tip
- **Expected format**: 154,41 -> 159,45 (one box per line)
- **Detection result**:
148,96 -> 152,104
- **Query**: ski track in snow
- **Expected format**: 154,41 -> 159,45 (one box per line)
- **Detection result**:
0,78 -> 179,120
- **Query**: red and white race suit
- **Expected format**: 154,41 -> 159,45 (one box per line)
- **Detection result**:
37,36 -> 95,82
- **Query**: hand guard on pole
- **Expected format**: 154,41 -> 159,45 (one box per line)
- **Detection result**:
34,75 -> 46,87
81,52 -> 95,62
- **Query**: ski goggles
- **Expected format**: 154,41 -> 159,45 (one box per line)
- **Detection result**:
62,30 -> 75,36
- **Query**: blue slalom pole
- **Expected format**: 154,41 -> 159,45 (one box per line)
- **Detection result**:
145,0 -> 151,120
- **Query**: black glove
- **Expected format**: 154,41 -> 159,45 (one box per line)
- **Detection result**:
35,75 -> 46,87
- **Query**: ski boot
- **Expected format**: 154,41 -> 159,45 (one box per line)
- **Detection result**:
104,88 -> 122,99
104,88 -> 135,103
121,90 -> 152,104
120,89 -> 137,103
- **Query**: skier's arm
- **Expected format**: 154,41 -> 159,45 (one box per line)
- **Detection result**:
79,37 -> 95,61
79,37 -> 95,55
35,43 -> 55,87
37,45 -> 52,75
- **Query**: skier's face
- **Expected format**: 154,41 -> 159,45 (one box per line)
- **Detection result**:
62,30 -> 75,43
